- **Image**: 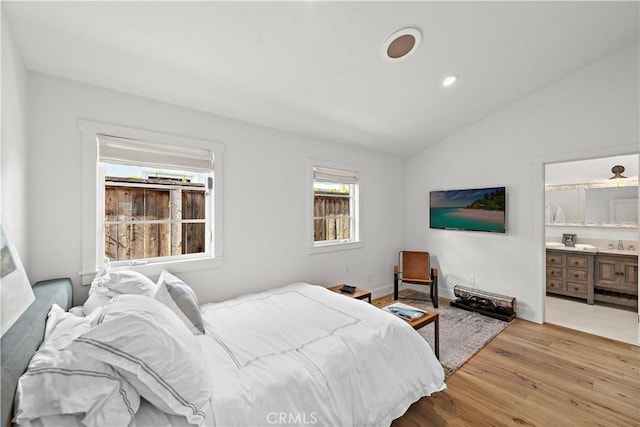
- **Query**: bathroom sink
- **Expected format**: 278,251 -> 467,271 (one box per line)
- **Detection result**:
545,242 -> 598,252
574,244 -> 597,251
597,248 -> 639,256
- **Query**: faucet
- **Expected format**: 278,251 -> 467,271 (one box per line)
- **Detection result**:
617,240 -> 624,250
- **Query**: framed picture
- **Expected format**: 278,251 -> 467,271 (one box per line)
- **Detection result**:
562,233 -> 577,247
1,225 -> 34,336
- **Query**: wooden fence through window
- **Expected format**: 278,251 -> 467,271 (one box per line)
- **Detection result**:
105,177 -> 205,261
314,193 -> 351,241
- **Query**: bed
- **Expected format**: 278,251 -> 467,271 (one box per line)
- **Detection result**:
2,273 -> 445,426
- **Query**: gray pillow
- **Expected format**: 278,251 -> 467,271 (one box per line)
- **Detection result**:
155,270 -> 205,334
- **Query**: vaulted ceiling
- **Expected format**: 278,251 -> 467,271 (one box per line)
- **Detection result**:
4,1 -> 639,156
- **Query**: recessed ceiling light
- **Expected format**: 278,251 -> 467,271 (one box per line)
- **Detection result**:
442,74 -> 459,87
382,27 -> 422,62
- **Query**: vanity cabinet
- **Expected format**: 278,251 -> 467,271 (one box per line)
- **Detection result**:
546,249 -> 594,304
594,254 -> 638,309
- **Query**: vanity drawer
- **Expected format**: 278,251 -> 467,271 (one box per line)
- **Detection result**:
546,254 -> 564,266
566,255 -> 588,269
546,267 -> 563,279
546,279 -> 563,292
565,282 -> 587,296
566,268 -> 588,282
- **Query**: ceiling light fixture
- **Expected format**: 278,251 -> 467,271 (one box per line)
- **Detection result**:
442,74 -> 459,87
609,165 -> 627,179
382,27 -> 422,62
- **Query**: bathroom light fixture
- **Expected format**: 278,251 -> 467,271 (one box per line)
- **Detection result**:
442,74 -> 459,87
609,165 -> 627,179
382,27 -> 422,61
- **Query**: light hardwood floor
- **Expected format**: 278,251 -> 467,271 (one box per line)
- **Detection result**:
390,317 -> 639,426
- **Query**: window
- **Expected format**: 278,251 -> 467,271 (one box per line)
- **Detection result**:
312,165 -> 360,250
98,134 -> 212,263
80,121 -> 224,283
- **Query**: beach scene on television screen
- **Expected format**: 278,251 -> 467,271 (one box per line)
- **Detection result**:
430,187 -> 506,233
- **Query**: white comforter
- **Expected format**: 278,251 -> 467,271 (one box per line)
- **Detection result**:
197,283 -> 446,426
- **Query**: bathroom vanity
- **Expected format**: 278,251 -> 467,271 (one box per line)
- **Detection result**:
546,247 -> 638,309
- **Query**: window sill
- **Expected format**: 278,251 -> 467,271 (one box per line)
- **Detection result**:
308,241 -> 363,255
80,256 -> 224,285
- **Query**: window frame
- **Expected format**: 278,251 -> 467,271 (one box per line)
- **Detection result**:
308,160 -> 362,254
80,121 -> 224,284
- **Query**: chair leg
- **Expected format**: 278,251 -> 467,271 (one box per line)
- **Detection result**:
431,275 -> 438,308
394,273 -> 399,300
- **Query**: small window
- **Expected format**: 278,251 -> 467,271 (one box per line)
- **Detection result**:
98,134 -> 213,265
312,165 -> 360,247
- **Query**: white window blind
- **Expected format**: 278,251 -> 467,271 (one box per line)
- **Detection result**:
313,166 -> 358,184
98,134 -> 213,172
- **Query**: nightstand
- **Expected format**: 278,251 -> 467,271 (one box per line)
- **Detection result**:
327,284 -> 372,303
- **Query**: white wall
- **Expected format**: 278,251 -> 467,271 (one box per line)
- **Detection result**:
27,73 -> 405,305
1,11 -> 30,265
404,42 -> 639,322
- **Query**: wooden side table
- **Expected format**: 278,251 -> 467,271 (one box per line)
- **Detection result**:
327,284 -> 372,303
383,303 -> 439,359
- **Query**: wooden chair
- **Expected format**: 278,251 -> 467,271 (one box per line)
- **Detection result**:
394,251 -> 439,308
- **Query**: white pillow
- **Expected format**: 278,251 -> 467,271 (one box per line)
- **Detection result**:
14,306 -> 140,427
82,260 -> 157,315
68,306 -> 85,317
81,293 -> 111,316
155,270 -> 205,335
90,268 -> 157,298
68,295 -> 211,425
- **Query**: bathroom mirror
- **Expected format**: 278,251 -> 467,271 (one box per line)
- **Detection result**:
545,154 -> 639,229
545,181 -> 638,228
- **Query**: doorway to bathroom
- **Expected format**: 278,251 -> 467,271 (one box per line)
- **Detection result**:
543,153 -> 639,344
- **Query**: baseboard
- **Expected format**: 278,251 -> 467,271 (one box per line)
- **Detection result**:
370,284 -> 394,300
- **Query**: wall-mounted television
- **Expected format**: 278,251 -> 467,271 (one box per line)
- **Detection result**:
429,186 -> 506,233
